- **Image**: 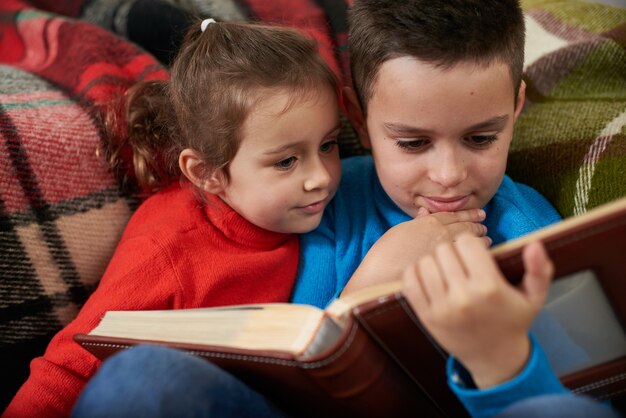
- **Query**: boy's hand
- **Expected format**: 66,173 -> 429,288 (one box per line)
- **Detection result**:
342,209 -> 488,295
416,207 -> 491,246
402,234 -> 553,388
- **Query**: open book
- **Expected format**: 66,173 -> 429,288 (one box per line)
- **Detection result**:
75,196 -> 626,418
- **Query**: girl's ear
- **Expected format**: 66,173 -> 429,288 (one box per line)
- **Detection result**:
343,86 -> 371,150
179,148 -> 226,194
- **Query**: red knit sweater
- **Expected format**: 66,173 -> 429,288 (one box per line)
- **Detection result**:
4,183 -> 299,418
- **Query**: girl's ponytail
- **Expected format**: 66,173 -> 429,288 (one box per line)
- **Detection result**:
104,80 -> 179,194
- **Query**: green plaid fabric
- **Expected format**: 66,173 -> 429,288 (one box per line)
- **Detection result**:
509,0 -> 626,218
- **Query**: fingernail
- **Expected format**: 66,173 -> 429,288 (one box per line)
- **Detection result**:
478,209 -> 486,219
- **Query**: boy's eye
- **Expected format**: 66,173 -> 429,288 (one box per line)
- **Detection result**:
274,156 -> 296,170
320,139 -> 338,153
466,135 -> 497,148
395,139 -> 429,151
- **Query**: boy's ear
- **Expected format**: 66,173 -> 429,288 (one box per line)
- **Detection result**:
343,86 -> 371,150
179,148 -> 225,194
514,80 -> 526,120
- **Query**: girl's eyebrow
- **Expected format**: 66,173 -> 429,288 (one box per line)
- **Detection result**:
383,115 -> 509,135
263,122 -> 342,155
263,141 -> 305,155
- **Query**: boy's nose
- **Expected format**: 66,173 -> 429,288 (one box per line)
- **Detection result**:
428,151 -> 467,188
304,159 -> 332,191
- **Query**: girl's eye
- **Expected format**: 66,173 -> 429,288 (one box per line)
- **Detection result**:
466,134 -> 498,148
274,156 -> 296,170
320,139 -> 338,153
395,139 -> 429,152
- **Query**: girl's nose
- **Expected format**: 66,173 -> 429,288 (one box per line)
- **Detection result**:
303,158 -> 332,191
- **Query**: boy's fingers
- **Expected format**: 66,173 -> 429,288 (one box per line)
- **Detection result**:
521,241 -> 553,309
435,243 -> 467,287
402,264 -> 430,309
454,234 -> 501,282
430,209 -> 486,225
447,221 -> 487,238
417,255 -> 446,302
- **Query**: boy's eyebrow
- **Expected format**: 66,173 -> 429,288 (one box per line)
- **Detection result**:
466,115 -> 510,131
263,122 -> 342,155
383,115 -> 510,135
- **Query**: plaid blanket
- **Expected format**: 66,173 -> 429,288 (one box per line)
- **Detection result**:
0,0 -> 624,411
510,0 -> 626,218
0,0 -> 167,407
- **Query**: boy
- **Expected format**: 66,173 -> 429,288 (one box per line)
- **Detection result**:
289,0 -> 567,414
291,0 -> 561,306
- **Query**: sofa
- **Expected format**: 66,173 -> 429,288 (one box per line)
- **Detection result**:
1,0 -> 624,412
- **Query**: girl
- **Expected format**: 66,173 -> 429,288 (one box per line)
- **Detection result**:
5,19 -> 342,418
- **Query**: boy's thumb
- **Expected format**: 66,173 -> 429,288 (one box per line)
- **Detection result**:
521,241 -> 553,309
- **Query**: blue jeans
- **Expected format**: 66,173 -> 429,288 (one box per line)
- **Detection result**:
494,394 -> 621,418
72,345 -> 288,418
73,345 -> 622,418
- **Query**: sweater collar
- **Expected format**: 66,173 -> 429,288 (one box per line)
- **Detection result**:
202,192 -> 294,249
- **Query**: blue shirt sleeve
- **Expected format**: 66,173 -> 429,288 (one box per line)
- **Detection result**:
448,334 -> 568,418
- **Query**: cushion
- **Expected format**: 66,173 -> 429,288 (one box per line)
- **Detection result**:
0,4 -> 166,407
509,0 -> 626,217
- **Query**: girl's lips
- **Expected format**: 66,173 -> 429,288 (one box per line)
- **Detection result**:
422,195 -> 470,212
297,199 -> 326,214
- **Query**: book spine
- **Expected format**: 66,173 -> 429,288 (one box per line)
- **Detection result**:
294,317 -> 446,417
352,294 -> 470,418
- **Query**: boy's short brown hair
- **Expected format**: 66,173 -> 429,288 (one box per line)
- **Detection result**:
348,0 -> 525,113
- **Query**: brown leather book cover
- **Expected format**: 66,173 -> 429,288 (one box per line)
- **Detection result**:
491,196 -> 626,400
355,196 -> 626,411
75,196 -> 626,417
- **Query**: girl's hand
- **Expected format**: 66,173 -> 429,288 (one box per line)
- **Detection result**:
402,234 -> 553,388
342,209 -> 488,296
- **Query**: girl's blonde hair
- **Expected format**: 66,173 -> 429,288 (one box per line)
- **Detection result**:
107,21 -> 339,193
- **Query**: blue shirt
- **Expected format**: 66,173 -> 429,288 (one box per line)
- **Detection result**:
292,156 -> 561,308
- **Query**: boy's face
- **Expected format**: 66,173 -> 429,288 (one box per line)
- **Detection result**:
351,57 -> 525,218
218,86 -> 342,234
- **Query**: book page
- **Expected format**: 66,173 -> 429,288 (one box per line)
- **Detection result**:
90,303 -> 328,355
531,269 -> 626,377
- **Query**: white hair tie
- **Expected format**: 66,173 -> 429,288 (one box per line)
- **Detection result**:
200,18 -> 216,32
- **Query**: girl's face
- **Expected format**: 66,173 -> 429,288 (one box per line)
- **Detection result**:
360,57 -> 525,218
217,86 -> 342,234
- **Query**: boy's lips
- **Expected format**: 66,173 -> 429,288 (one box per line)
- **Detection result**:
421,195 -> 470,212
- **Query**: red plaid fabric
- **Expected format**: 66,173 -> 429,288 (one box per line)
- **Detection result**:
0,0 -> 167,408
